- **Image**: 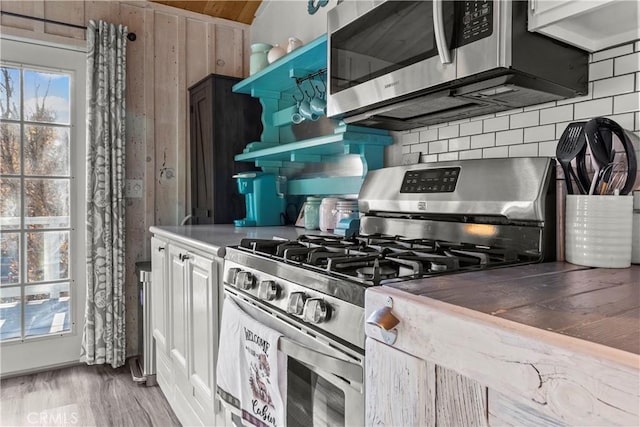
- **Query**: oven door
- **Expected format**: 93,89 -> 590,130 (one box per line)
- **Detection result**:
327,0 -> 502,119
223,288 -> 364,427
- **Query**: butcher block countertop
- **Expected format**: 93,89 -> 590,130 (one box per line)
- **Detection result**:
383,262 -> 640,355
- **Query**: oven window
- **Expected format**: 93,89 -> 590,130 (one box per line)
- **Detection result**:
331,1 -> 444,94
287,358 -> 345,427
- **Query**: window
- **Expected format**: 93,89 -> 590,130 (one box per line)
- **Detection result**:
0,63 -> 74,341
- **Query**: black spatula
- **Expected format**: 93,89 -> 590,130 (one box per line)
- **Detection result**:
556,122 -> 587,194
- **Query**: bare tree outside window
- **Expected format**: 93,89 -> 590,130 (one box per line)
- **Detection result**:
0,65 -> 72,340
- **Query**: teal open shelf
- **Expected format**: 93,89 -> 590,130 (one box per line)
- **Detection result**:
230,34 -> 392,197
233,34 -> 327,98
235,126 -> 393,164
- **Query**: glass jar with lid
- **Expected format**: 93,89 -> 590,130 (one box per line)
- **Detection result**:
334,199 -> 359,224
319,197 -> 339,232
303,196 -> 322,230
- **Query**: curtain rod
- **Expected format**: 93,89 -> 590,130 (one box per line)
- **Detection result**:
0,11 -> 137,41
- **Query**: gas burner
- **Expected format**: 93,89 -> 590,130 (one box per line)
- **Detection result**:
356,265 -> 397,280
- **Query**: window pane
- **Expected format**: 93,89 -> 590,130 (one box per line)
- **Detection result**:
0,232 -> 20,285
25,283 -> 70,337
0,122 -> 21,174
26,231 -> 68,283
0,286 -> 21,341
0,177 -> 21,230
24,125 -> 69,176
25,178 -> 69,229
0,67 -> 20,120
23,69 -> 70,124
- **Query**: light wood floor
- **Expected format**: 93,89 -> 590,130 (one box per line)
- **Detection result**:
1,364 -> 180,426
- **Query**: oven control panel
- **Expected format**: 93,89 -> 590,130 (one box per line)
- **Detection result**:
222,257 -> 365,349
400,167 -> 460,193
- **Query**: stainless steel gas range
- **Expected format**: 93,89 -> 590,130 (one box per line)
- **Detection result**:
221,157 -> 555,427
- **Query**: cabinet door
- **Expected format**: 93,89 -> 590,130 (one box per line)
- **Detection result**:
187,252 -> 218,422
151,237 -> 169,355
168,244 -> 189,376
366,337 -> 488,426
366,337 -> 436,426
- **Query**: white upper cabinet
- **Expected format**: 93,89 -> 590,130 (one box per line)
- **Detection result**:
528,0 -> 640,52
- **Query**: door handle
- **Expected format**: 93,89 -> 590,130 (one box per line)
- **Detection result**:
433,0 -> 452,64
278,337 -> 363,384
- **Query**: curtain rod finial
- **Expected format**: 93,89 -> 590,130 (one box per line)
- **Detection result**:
127,33 -> 136,42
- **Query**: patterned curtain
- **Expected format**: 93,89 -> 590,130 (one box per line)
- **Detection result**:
81,20 -> 128,368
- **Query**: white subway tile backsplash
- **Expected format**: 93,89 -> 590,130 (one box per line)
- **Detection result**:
510,111 -> 539,128
402,145 -> 411,154
615,52 -> 640,76
540,105 -> 573,124
429,122 -> 449,129
538,140 -> 558,157
496,108 -> 523,117
592,44 -> 634,62
401,132 -> 419,145
460,120 -> 483,136
483,146 -> 508,158
636,41 -> 640,52
609,112 -> 635,130
419,128 -> 438,142
429,140 -> 448,154
438,152 -> 459,162
637,72 -> 640,92
589,59 -> 614,80
524,101 -> 556,112
614,92 -> 640,114
448,136 -> 471,151
496,129 -> 524,146
459,149 -> 483,160
509,143 -> 538,157
438,125 -> 459,139
636,112 -> 639,131
483,116 -> 509,132
471,133 -> 495,149
448,118 -> 471,126
593,74 -> 635,98
470,113 -> 496,122
421,154 -> 438,163
410,142 -> 429,154
524,124 -> 555,143
574,98 -> 613,119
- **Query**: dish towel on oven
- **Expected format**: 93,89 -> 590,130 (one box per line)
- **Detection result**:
217,297 -> 287,427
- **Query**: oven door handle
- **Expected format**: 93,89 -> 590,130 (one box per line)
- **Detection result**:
278,337 -> 363,384
433,0 -> 452,64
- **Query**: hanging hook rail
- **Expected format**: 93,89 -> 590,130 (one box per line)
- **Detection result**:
293,68 -> 326,86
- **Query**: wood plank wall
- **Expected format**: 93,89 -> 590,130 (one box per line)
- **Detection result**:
0,0 -> 251,356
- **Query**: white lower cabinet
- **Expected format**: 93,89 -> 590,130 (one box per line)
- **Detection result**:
151,234 -> 223,426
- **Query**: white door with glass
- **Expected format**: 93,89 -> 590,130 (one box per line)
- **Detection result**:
0,38 -> 86,375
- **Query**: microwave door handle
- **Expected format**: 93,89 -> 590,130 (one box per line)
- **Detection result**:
433,0 -> 452,64
278,337 -> 363,384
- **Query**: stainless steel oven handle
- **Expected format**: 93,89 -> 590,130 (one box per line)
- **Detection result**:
433,0 -> 452,64
278,337 -> 363,384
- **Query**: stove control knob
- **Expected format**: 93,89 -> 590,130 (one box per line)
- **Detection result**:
303,298 -> 331,324
287,292 -> 307,316
258,280 -> 280,301
235,271 -> 255,290
224,267 -> 241,285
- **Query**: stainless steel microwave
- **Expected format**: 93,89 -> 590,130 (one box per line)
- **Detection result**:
327,0 -> 588,130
